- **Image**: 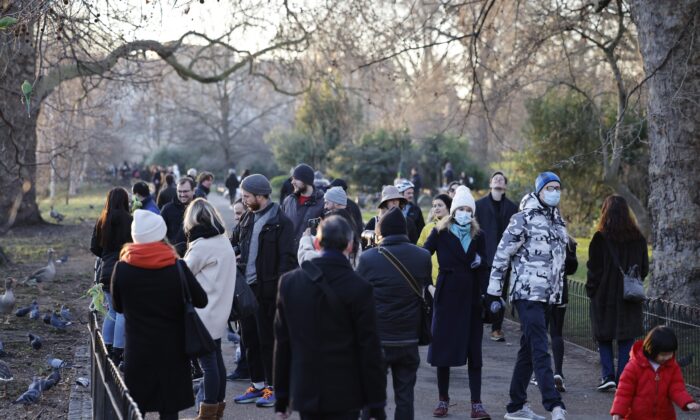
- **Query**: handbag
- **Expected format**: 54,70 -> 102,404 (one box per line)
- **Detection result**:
377,246 -> 433,346
229,266 -> 259,321
603,237 -> 646,302
176,260 -> 216,357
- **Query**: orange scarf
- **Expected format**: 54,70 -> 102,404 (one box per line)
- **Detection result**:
120,242 -> 178,269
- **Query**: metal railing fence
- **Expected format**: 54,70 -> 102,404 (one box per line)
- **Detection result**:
89,312 -> 144,420
505,280 -> 700,388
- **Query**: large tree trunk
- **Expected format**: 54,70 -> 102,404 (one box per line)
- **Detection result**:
630,1 -> 700,305
0,31 -> 43,231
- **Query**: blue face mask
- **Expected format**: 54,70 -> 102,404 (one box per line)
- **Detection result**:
543,190 -> 561,207
454,210 -> 472,226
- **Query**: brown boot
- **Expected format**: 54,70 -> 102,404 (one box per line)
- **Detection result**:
195,402 -> 219,420
216,401 -> 226,420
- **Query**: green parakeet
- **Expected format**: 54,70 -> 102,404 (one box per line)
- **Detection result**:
0,16 -> 18,30
21,80 -> 32,117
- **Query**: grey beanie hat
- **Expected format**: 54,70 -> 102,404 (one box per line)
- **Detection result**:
324,186 -> 347,206
241,174 -> 272,196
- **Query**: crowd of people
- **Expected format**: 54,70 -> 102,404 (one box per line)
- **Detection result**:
88,162 -> 699,420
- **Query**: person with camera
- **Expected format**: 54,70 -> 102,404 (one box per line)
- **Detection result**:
281,163 -> 326,250
231,174 -> 297,409
274,216 -> 387,420
363,186 -> 418,249
422,186 -> 491,419
357,207 -> 432,420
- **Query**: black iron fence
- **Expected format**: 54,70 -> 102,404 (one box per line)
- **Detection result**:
89,312 -> 144,420
505,280 -> 700,388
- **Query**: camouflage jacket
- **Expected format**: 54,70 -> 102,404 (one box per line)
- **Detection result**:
487,193 -> 568,304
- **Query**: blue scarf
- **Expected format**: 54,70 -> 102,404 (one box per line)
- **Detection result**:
449,222 -> 472,253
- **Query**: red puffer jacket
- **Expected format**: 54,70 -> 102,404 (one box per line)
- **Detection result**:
611,340 -> 694,419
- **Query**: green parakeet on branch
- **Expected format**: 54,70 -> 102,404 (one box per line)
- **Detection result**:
21,80 -> 32,117
0,16 -> 18,30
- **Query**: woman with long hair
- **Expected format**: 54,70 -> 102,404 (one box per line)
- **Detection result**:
89,187 -> 132,363
417,193 -> 452,286
183,198 -> 237,419
423,186 -> 490,419
111,210 -> 208,419
587,195 -> 649,392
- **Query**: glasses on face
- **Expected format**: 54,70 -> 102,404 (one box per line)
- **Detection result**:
177,189 -> 192,194
545,186 -> 561,192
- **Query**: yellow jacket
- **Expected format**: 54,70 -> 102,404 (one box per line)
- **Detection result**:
417,221 -> 439,285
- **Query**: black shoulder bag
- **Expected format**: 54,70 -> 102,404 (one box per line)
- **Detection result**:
176,260 -> 216,357
377,246 -> 433,346
603,237 -> 646,302
229,265 -> 259,322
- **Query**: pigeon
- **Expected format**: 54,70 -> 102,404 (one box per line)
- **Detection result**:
15,299 -> 37,317
55,255 -> 69,264
39,369 -> 60,391
50,312 -> 72,330
30,303 -> 41,320
0,339 -> 6,357
75,377 -> 89,387
28,333 -> 42,350
0,278 -> 16,323
25,248 -> 56,285
59,305 -> 73,321
48,357 -> 72,369
12,377 -> 42,405
43,313 -> 51,324
0,359 -> 13,398
49,206 -> 65,223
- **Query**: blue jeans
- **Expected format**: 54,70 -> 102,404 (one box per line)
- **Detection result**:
507,300 -> 564,413
103,292 -> 125,349
199,339 -> 226,404
598,339 -> 634,381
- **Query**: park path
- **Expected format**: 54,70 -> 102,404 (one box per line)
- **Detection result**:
156,194 -> 699,419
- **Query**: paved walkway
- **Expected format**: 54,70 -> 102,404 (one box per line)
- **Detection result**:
150,194 -> 699,419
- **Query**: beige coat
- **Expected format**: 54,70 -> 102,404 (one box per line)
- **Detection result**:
184,234 -> 236,340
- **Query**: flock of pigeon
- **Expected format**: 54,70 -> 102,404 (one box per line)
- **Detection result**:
0,247 -> 81,405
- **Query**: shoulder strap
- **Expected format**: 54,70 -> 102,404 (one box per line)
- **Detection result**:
602,235 -> 625,275
176,259 -> 192,304
377,246 -> 423,299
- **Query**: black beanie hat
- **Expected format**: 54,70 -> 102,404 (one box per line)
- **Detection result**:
378,207 -> 407,237
293,164 -> 315,186
330,178 -> 348,191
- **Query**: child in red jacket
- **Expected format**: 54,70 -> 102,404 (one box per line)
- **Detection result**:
611,326 -> 700,419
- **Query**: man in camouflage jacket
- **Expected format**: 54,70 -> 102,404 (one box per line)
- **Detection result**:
487,172 -> 569,420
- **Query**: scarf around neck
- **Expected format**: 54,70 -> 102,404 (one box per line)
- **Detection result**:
449,222 -> 472,253
120,241 -> 178,269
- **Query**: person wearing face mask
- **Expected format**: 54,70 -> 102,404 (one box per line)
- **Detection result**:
486,172 -> 568,420
475,172 -> 518,342
422,186 -> 491,419
417,194 -> 452,286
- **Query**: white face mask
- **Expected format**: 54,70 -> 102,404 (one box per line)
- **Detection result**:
543,190 -> 561,207
454,210 -> 472,226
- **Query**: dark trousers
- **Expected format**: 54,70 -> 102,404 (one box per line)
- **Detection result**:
548,305 -> 566,377
243,283 -> 275,385
158,411 -> 178,420
598,339 -> 634,381
240,313 -> 265,383
301,411 -> 360,420
234,337 -> 249,374
198,339 -> 226,404
491,308 -> 504,332
361,345 -> 419,420
507,300 -> 564,413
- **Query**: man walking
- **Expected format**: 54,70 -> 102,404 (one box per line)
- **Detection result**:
475,171 -> 518,342
281,163 -> 325,250
486,172 -> 568,420
161,177 -> 195,256
232,174 -> 297,408
357,207 -> 431,420
274,216 -> 387,420
225,169 -> 240,205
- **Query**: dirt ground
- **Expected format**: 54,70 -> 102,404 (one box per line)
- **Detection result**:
0,221 -> 96,419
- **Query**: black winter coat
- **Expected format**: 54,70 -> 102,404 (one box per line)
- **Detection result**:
475,193 -> 518,267
404,203 -> 425,243
111,260 -> 207,414
194,183 -> 210,199
231,203 -> 298,301
586,231 -> 649,341
357,235 -> 432,345
225,174 -> 239,192
281,189 -> 325,249
161,198 -> 188,256
274,254 -> 386,413
90,211 -> 132,291
156,185 -> 176,209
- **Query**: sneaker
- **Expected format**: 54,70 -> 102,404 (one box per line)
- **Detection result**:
233,386 -> 264,404
491,330 -> 506,342
597,377 -> 616,392
226,370 -> 250,382
553,374 -> 566,392
255,387 -> 276,407
471,401 -> 491,419
433,397 -> 449,417
551,406 -> 566,420
504,403 -> 546,420
529,376 -> 538,386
